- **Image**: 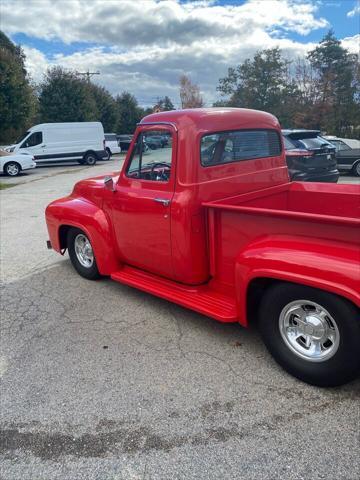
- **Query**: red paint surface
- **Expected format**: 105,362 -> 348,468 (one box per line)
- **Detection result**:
46,108 -> 360,324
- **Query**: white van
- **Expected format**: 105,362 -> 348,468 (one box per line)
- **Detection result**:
5,122 -> 107,165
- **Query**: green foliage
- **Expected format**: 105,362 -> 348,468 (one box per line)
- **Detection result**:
0,31 -> 37,143
216,34 -> 359,137
217,48 -> 301,126
39,67 -> 98,123
307,30 -> 359,136
87,83 -> 118,132
156,96 -> 175,111
115,92 -> 144,134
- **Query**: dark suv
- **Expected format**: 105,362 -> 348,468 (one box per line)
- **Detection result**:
282,130 -> 339,182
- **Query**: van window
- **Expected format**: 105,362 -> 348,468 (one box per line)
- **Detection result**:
201,129 -> 282,167
21,132 -> 43,148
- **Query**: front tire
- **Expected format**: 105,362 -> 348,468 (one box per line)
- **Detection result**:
259,283 -> 360,387
67,228 -> 101,280
4,161 -> 21,176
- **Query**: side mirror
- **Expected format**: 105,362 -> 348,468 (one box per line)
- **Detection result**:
104,176 -> 115,192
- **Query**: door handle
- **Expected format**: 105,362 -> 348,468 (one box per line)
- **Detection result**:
154,198 -> 171,206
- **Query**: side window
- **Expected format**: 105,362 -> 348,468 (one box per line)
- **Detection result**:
126,130 -> 172,182
201,129 -> 282,167
20,132 -> 43,148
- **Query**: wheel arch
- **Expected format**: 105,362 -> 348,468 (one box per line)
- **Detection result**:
235,235 -> 360,327
4,160 -> 22,173
46,197 -> 120,275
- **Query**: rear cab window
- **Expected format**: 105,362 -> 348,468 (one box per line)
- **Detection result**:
200,129 -> 282,167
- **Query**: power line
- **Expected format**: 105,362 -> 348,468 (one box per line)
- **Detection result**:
75,70 -> 100,83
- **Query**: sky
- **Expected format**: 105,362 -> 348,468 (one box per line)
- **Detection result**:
1,0 -> 359,107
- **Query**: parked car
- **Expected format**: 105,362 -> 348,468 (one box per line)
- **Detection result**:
117,135 -> 133,152
324,135 -> 360,150
46,108 -> 360,387
144,136 -> 163,150
282,130 -> 338,182
104,133 -> 121,159
5,122 -> 107,166
323,137 -> 360,176
0,150 -> 36,176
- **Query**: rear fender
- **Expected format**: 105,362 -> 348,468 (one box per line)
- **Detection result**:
235,235 -> 360,326
46,196 -> 119,275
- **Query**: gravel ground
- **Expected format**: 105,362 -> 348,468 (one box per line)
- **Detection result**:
0,158 -> 359,480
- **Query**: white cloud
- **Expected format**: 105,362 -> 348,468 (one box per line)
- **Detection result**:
347,3 -> 360,17
341,34 -> 360,53
0,0 -> 337,105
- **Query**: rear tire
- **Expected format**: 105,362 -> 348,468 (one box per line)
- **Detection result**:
352,161 -> 360,177
4,161 -> 21,176
67,228 -> 101,280
259,283 -> 360,387
83,152 -> 97,166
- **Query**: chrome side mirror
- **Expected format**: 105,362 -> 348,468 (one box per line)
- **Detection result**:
104,176 -> 115,192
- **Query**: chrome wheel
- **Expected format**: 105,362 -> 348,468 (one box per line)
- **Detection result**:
279,300 -> 340,362
6,162 -> 20,176
74,233 -> 94,268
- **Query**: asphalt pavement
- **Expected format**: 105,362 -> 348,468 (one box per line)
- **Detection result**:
0,157 -> 359,480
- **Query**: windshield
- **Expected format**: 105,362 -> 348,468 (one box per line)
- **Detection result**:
15,131 -> 30,144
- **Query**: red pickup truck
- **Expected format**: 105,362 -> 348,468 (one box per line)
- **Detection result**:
46,108 -> 360,387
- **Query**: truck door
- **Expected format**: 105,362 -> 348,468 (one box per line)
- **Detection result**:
112,126 -> 176,278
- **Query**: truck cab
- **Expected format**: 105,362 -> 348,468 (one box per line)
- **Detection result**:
46,108 -> 360,387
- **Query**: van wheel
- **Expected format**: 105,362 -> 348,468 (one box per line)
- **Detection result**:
4,161 -> 21,176
67,228 -> 101,280
83,152 -> 97,166
259,283 -> 360,387
106,148 -> 112,160
352,161 -> 360,177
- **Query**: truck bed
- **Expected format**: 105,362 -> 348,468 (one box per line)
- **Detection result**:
204,182 -> 360,226
203,182 -> 360,293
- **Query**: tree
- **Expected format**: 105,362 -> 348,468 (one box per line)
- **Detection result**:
216,47 -> 301,126
39,67 -> 98,123
0,31 -> 37,143
179,75 -> 204,108
115,91 -> 143,133
307,30 -> 359,136
155,96 -> 175,111
88,83 -> 118,132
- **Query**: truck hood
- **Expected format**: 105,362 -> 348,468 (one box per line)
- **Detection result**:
72,173 -> 119,207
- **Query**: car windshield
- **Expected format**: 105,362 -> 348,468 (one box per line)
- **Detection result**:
105,134 -> 117,141
15,131 -> 30,144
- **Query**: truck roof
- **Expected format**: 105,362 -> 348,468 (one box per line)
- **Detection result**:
141,108 -> 280,132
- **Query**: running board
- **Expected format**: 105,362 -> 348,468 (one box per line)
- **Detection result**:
111,266 -> 238,322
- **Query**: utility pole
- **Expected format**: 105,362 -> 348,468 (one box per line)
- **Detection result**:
75,70 -> 100,83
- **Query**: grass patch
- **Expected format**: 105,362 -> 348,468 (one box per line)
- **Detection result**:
0,182 -> 17,190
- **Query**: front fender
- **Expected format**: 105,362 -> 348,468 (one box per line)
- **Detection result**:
235,235 -> 360,326
45,196 -> 119,275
